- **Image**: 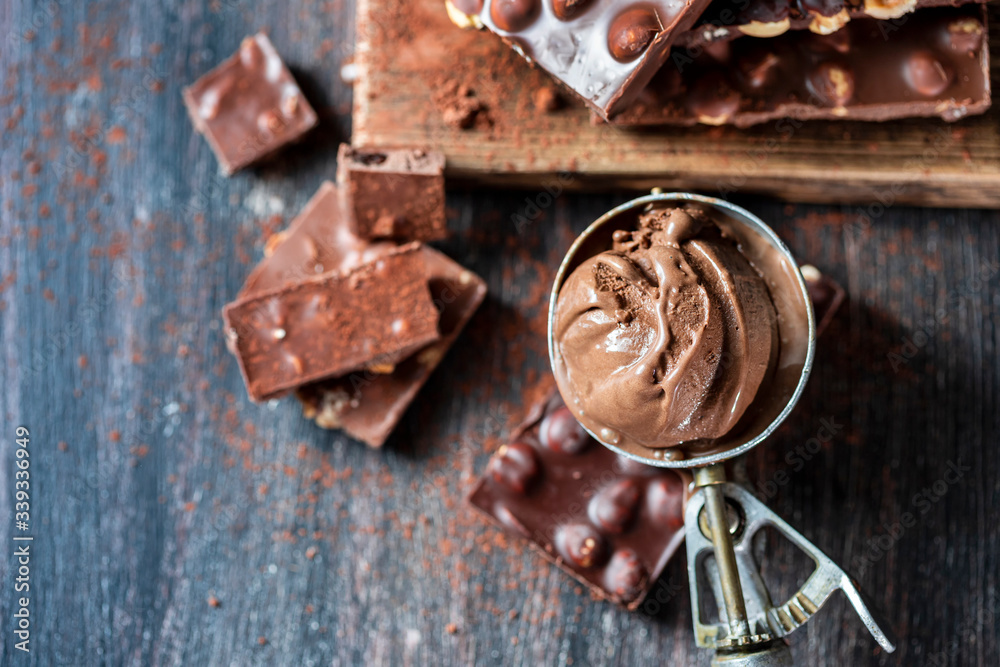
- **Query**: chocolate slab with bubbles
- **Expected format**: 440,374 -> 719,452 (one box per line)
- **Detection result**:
223,243 -> 441,402
182,33 -> 318,174
469,390 -> 687,611
478,0 -> 715,120
614,5 -> 991,128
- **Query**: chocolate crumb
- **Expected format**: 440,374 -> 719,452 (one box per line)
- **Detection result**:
435,81 -> 483,130
533,87 -> 560,113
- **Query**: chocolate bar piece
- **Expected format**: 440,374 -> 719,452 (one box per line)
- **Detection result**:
337,145 -> 448,241
801,265 -> 846,337
241,182 -> 396,296
297,248 -> 486,446
240,182 -> 487,446
469,391 -> 687,610
613,6 -> 990,128
477,0 -> 715,120
183,33 -> 318,174
223,243 -> 441,402
679,0 -> 985,47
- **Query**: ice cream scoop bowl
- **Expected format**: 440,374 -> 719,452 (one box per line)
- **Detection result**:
547,191 -> 895,666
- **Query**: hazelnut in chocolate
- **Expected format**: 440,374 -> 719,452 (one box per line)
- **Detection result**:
679,0 -> 985,48
616,5 -> 991,128
235,181 -> 486,446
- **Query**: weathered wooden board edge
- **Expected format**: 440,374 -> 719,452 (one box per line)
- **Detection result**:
353,0 -> 1000,208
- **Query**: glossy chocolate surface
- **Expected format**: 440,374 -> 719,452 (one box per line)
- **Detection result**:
469,391 -> 687,610
553,206 -> 780,452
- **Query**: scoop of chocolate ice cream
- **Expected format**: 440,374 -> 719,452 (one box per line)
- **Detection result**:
552,205 -> 780,454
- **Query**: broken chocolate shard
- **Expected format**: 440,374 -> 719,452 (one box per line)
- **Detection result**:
238,181 -> 486,446
477,0 -> 715,119
296,247 -> 487,447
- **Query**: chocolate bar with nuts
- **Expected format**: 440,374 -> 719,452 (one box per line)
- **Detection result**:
801,265 -> 847,337
678,0 -> 986,48
469,390 -> 688,610
183,33 -> 318,175
473,0 -> 716,120
613,6 -> 990,128
223,243 -> 441,402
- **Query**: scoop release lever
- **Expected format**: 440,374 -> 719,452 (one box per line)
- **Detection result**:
685,465 -> 896,666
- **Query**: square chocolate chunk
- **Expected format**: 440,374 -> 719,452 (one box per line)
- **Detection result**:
183,33 -> 318,174
338,144 -> 447,241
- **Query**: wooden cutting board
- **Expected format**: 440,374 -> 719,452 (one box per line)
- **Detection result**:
353,0 -> 1000,208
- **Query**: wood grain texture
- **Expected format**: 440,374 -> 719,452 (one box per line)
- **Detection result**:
354,0 -> 1000,208
0,1 -> 998,666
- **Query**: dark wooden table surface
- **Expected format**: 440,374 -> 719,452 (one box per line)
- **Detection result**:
1,1 -> 998,665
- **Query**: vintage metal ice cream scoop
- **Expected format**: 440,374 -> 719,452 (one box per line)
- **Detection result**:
547,191 -> 896,666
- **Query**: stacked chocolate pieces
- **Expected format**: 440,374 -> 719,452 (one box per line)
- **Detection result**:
447,0 -> 991,126
223,147 -> 487,447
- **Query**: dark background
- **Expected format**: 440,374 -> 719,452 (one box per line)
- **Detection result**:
1,1 -> 997,665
